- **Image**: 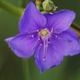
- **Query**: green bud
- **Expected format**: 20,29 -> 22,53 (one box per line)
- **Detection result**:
42,0 -> 57,12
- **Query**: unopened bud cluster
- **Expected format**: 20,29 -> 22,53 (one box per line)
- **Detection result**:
42,0 -> 57,12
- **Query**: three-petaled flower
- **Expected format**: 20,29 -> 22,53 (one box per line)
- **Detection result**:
5,2 -> 80,72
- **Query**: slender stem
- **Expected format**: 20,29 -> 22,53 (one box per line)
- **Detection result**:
71,22 -> 80,37
22,59 -> 30,80
35,0 -> 41,10
71,22 -> 80,31
0,1 -> 24,18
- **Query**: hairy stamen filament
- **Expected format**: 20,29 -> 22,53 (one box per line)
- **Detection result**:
54,34 -> 72,43
28,29 -> 39,34
51,28 -> 54,33
43,39 -> 48,62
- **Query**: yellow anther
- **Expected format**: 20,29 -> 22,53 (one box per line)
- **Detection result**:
40,29 -> 49,36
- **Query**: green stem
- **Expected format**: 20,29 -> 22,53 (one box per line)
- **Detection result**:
0,1 -> 24,18
35,0 -> 41,10
71,22 -> 80,31
22,59 -> 30,80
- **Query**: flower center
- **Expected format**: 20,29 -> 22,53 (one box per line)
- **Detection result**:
38,28 -> 51,62
39,28 -> 49,37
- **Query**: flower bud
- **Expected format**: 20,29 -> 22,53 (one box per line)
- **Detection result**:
42,0 -> 57,12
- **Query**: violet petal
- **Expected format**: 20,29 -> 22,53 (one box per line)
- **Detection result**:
50,28 -> 80,56
44,10 -> 76,33
35,44 -> 64,72
19,2 -> 46,33
5,33 -> 39,58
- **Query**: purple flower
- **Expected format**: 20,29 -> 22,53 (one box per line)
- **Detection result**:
5,2 -> 80,72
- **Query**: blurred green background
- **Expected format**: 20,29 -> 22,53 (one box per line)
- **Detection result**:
0,0 -> 80,80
